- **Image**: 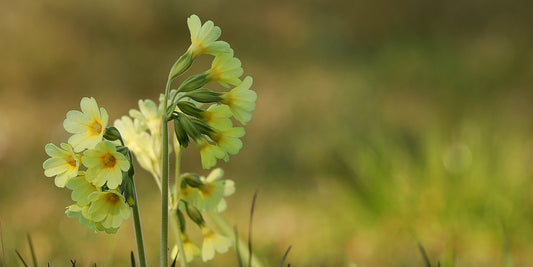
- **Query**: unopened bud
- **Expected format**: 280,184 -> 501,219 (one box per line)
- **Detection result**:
169,52 -> 193,81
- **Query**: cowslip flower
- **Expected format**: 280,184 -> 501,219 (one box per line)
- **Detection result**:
129,99 -> 161,136
88,190 -> 131,229
205,53 -> 243,87
114,116 -> 160,177
220,76 -> 256,125
66,204 -> 98,231
82,141 -> 130,189
201,226 -> 233,262
196,168 -> 234,212
43,143 -> 81,188
66,173 -> 100,206
210,125 -> 245,155
200,104 -> 233,129
171,233 -> 201,263
63,97 -> 109,152
187,14 -> 232,58
195,138 -> 227,169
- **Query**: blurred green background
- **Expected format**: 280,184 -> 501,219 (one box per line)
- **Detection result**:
1,0 -> 533,266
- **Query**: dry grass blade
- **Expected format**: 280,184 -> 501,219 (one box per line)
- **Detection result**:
15,250 -> 28,267
27,234 -> 38,267
0,220 -> 5,267
248,190 -> 258,267
278,245 -> 292,267
418,243 -> 432,267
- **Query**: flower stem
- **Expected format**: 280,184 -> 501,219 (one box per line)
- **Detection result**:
161,78 -> 172,267
131,182 -> 147,267
172,144 -> 188,266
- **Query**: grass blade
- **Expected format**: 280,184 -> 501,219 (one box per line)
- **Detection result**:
27,234 -> 38,267
15,250 -> 28,267
418,243 -> 432,267
170,253 -> 177,267
248,190 -> 258,267
234,226 -> 243,267
0,219 -> 5,267
278,246 -> 292,267
130,251 -> 136,267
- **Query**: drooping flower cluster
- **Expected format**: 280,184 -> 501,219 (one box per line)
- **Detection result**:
166,14 -> 257,170
44,97 -> 132,233
171,168 -> 235,263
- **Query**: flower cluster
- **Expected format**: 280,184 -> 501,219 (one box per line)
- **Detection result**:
44,97 -> 133,233
172,168 -> 235,262
166,14 -> 257,170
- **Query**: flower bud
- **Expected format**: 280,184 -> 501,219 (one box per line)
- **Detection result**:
174,117 -> 190,148
182,173 -> 203,187
103,126 -> 122,141
184,89 -> 222,103
185,201 -> 205,226
178,73 -> 209,93
177,101 -> 203,118
169,52 -> 193,81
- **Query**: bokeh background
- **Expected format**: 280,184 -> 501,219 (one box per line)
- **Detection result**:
1,0 -> 533,266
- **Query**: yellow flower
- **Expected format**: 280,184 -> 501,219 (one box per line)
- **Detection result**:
88,190 -> 131,229
66,204 -> 99,231
205,53 -> 243,87
43,143 -> 81,188
63,97 -> 109,152
201,226 -> 233,262
200,104 -> 233,129
114,116 -> 160,178
196,168 -> 235,212
171,234 -> 201,263
210,125 -> 245,155
66,173 -> 100,206
187,14 -> 232,58
82,141 -> 130,189
195,138 -> 227,169
220,76 -> 256,125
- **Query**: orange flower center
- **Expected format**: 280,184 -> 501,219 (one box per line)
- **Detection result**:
102,153 -> 117,168
67,155 -> 77,168
105,193 -> 121,204
89,120 -> 103,136
199,183 -> 215,196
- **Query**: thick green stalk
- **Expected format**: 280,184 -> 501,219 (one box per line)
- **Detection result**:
161,79 -> 171,267
173,145 -> 188,266
131,181 -> 147,267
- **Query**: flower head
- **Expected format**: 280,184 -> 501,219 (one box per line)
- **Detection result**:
195,138 -> 227,169
172,233 -> 202,263
66,174 -> 100,206
220,76 -> 256,125
114,116 -> 160,177
187,15 -> 232,58
43,143 -> 81,188
200,104 -> 233,129
66,204 -> 99,231
82,141 -> 130,189
210,126 -> 245,155
205,54 -> 243,87
88,190 -> 131,229
201,226 -> 233,262
193,168 -> 235,212
63,97 -> 109,152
